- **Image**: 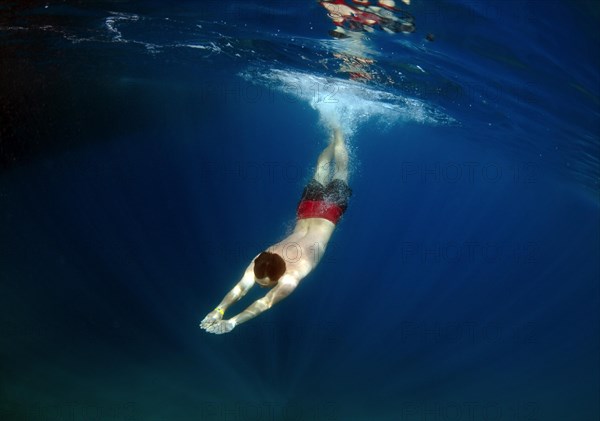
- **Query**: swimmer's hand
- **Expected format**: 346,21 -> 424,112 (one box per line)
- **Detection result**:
199,309 -> 223,330
204,319 -> 236,335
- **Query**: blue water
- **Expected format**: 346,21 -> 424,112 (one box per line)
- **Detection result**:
0,1 -> 598,420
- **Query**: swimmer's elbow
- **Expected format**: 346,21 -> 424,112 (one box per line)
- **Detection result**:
267,277 -> 298,307
278,280 -> 298,298
279,275 -> 299,292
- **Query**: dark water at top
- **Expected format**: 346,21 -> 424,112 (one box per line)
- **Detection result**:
0,1 -> 598,420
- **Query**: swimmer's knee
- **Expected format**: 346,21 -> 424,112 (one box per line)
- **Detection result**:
334,142 -> 348,160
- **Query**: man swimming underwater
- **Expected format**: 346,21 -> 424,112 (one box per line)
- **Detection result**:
200,128 -> 351,334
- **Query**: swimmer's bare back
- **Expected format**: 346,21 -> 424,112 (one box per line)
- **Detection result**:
200,129 -> 350,334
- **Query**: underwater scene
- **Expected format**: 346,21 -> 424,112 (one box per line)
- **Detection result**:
0,1 -> 598,420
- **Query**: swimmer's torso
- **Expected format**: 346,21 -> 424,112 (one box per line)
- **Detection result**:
268,218 -> 336,280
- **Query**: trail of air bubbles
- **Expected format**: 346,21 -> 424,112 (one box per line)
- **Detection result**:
241,67 -> 455,138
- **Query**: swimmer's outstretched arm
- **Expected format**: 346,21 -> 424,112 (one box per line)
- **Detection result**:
199,269 -> 254,330
203,275 -> 299,334
232,275 -> 299,325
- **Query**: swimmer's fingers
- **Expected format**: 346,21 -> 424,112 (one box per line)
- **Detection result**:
199,319 -> 214,330
205,320 -> 236,335
199,310 -> 223,329
200,317 -> 218,329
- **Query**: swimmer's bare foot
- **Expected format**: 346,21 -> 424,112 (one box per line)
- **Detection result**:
200,309 -> 223,330
205,319 -> 236,335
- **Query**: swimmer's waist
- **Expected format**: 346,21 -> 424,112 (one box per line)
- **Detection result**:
296,200 -> 345,224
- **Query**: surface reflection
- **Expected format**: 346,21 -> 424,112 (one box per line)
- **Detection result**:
318,0 -> 416,81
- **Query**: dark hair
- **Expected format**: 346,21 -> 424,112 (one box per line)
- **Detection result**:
253,252 -> 286,288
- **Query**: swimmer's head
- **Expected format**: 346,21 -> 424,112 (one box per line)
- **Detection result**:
253,251 -> 286,288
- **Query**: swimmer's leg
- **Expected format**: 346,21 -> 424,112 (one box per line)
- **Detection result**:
314,139 -> 335,185
332,128 -> 349,182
